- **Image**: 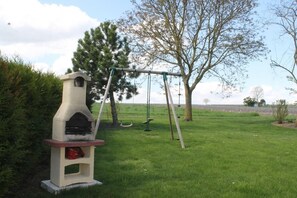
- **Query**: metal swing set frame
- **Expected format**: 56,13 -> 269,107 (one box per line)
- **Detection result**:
94,67 -> 185,149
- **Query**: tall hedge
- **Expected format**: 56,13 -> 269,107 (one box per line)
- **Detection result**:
0,56 -> 62,197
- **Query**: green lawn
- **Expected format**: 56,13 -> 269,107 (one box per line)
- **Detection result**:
35,104 -> 297,197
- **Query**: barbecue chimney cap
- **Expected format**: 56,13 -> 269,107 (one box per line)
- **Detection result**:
60,71 -> 91,82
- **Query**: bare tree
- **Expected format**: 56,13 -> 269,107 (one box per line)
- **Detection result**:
203,98 -> 210,105
270,0 -> 297,94
251,86 -> 264,102
118,0 -> 266,121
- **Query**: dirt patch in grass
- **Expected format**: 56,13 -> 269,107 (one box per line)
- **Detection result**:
272,121 -> 297,130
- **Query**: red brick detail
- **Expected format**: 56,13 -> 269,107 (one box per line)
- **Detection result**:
44,139 -> 104,148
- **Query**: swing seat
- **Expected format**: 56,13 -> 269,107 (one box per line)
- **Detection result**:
143,118 -> 153,124
120,122 -> 133,128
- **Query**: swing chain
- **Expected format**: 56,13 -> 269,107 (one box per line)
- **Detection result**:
178,75 -> 181,108
144,72 -> 153,131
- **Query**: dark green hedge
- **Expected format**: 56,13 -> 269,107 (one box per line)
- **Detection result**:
0,56 -> 62,197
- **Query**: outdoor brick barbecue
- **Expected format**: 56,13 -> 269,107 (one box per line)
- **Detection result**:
41,71 -> 104,194
52,72 -> 94,141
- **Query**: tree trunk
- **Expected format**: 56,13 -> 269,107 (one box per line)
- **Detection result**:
184,84 -> 193,121
109,90 -> 118,126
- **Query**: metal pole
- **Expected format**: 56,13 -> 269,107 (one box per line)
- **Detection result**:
94,70 -> 114,137
164,75 -> 185,149
113,67 -> 181,77
144,73 -> 152,131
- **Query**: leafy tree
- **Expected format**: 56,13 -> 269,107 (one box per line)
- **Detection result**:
270,0 -> 297,94
243,96 -> 257,107
259,99 -> 266,107
118,0 -> 266,121
70,22 -> 138,126
0,55 -> 61,197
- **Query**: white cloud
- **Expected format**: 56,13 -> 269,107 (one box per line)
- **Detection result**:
103,76 -> 296,105
0,0 -> 98,43
179,82 -> 295,105
0,0 -> 99,75
51,52 -> 73,75
243,84 -> 296,105
33,62 -> 50,73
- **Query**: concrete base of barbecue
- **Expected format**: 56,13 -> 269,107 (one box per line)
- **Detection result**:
43,139 -> 104,187
41,179 -> 102,194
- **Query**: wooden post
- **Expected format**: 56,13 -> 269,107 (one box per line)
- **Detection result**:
163,74 -> 185,149
163,73 -> 174,140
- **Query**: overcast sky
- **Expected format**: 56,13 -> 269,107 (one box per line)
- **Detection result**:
0,0 -> 295,105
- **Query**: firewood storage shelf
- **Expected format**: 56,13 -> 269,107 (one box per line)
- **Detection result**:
44,139 -> 104,187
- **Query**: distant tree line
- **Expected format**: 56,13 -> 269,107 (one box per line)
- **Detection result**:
243,97 -> 266,107
243,86 -> 266,107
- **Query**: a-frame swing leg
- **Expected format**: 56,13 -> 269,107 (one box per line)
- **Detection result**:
94,70 -> 114,137
163,76 -> 174,140
163,74 -> 185,149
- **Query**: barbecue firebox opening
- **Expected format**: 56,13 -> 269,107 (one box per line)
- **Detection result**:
65,112 -> 92,135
